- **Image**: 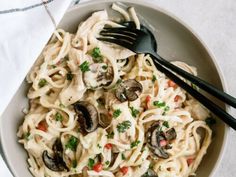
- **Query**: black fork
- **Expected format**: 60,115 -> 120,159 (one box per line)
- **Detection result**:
98,25 -> 236,130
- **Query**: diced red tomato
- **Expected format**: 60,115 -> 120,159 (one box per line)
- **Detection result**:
168,80 -> 177,88
159,140 -> 167,147
174,95 -> 181,102
145,95 -> 151,109
37,121 -> 48,132
105,143 -> 113,149
108,111 -> 113,117
93,163 -> 103,172
120,166 -> 129,175
187,158 -> 194,166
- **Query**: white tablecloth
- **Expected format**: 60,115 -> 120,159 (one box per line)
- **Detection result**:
1,0 -> 236,177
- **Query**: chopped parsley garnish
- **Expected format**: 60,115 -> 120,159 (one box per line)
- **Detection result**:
152,75 -> 157,83
121,153 -> 126,160
164,106 -> 170,112
51,65 -> 56,68
105,161 -> 110,165
79,61 -> 90,72
91,47 -> 103,62
163,121 -> 169,128
102,65 -> 108,70
130,140 -> 141,148
38,79 -> 47,88
149,163 -> 154,169
205,117 -> 216,126
107,132 -> 114,139
23,132 -> 30,140
65,136 -> 78,151
55,112 -> 63,122
97,144 -> 102,149
88,158 -> 95,169
113,109 -> 122,118
72,160 -> 77,168
117,121 -> 131,133
116,79 -> 122,84
153,101 -> 166,108
130,107 -> 139,118
66,72 -> 73,80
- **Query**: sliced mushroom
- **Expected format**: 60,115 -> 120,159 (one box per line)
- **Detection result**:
146,122 -> 173,159
83,63 -> 113,88
42,139 -> 69,172
165,128 -> 177,141
74,101 -> 99,132
99,113 -> 112,128
115,79 -> 143,102
142,168 -> 159,177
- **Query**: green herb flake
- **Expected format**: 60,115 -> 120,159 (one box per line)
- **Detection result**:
205,117 -> 216,127
88,158 -> 95,169
102,65 -> 108,70
116,79 -> 122,84
153,101 -> 166,108
66,72 -> 73,81
79,61 -> 90,72
38,79 -> 47,88
72,160 -> 77,168
113,109 -> 122,118
51,65 -> 56,68
121,153 -> 126,160
163,121 -> 169,128
105,161 -> 110,165
106,132 -> 114,139
55,112 -> 63,122
117,121 -> 131,133
65,136 -> 78,151
23,132 -> 30,140
91,47 -> 103,62
130,107 -> 139,118
130,140 -> 141,148
152,75 -> 157,83
97,144 -> 102,149
164,106 -> 170,112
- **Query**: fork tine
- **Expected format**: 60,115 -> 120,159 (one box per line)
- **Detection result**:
99,32 -> 136,42
97,37 -> 134,51
101,28 -> 138,38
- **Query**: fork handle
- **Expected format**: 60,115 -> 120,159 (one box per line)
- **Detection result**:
152,58 -> 236,130
150,52 -> 236,108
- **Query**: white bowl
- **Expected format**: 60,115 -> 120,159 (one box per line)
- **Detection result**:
0,0 -> 229,177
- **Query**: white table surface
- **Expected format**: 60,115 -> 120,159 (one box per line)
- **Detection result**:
1,0 -> 236,176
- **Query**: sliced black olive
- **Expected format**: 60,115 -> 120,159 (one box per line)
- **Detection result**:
165,128 -> 177,141
142,168 -> 158,177
115,79 -> 143,102
74,101 -> 98,132
42,139 -> 69,172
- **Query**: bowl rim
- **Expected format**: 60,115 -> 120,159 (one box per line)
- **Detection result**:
1,0 -> 230,177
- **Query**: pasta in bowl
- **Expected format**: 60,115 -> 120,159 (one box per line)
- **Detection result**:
0,1 -> 228,177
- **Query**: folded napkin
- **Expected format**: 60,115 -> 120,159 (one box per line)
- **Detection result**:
0,0 -> 76,116
0,0 -> 82,176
